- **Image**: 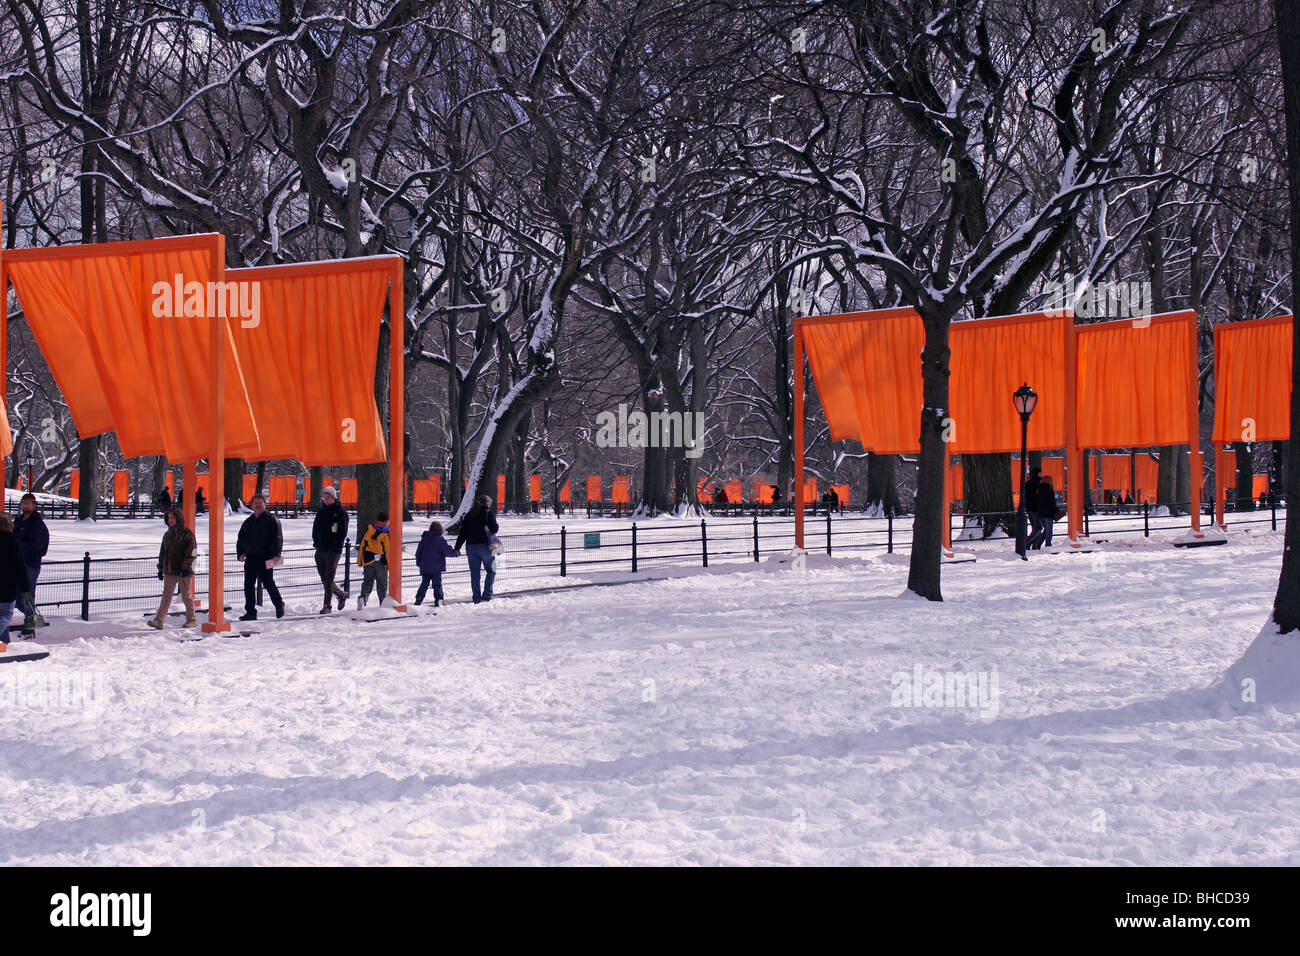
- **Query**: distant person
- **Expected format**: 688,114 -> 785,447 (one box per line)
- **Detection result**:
236,493 -> 284,620
0,514 -> 30,645
13,492 -> 49,635
414,520 -> 458,607
357,511 -> 391,609
312,485 -> 349,614
454,495 -> 499,604
829,487 -> 841,514
148,507 -> 197,629
155,485 -> 172,515
1028,476 -> 1058,550
194,486 -> 207,514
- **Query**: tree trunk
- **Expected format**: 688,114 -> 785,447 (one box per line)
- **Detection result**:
224,458 -> 243,511
962,452 -> 1013,536
77,436 -> 99,520
1234,444 -> 1255,511
357,324 -> 391,535
865,453 -> 900,516
1272,0 -> 1300,630
309,465 -> 323,511
906,313 -> 950,601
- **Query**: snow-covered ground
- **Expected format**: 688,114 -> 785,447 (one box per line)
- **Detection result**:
1,527 -> 1296,865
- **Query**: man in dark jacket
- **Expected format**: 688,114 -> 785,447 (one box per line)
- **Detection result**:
454,495 -> 499,603
13,493 -> 49,633
1028,477 -> 1058,550
312,485 -> 349,614
237,493 -> 284,620
0,513 -> 31,643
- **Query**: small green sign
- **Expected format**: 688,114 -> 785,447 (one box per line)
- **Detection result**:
584,532 -> 601,549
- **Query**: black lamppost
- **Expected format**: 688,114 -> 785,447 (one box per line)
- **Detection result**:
1013,383 -> 1038,559
25,454 -> 35,493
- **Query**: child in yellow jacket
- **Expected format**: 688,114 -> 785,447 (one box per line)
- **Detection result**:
357,511 -> 390,609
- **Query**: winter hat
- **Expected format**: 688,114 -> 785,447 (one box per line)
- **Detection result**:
321,486 -> 337,500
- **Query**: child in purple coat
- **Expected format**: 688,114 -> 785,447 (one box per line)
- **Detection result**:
414,521 -> 459,606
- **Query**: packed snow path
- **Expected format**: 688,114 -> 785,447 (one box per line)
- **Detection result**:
1,532 -> 1296,865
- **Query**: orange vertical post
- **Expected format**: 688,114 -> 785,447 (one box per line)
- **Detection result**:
1188,315 -> 1204,536
388,261 -> 405,608
1215,445 -> 1233,531
942,455 -> 953,555
793,322 -> 805,550
1,201 -> 7,490
1064,316 -> 1084,547
203,236 -> 229,633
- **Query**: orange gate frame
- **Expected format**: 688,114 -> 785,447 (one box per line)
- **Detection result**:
1211,314 -> 1293,530
794,308 -> 1204,552
1,210 -> 406,629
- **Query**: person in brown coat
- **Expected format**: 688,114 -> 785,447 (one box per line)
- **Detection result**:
148,507 -> 197,628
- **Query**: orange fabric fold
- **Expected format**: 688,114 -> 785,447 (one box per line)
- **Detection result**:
1212,315 -> 1292,444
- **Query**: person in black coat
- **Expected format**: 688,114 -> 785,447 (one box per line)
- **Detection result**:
13,493 -> 48,632
312,485 -> 349,614
0,514 -> 31,643
237,494 -> 284,620
1028,476 -> 1058,550
155,486 -> 173,515
454,494 -> 499,603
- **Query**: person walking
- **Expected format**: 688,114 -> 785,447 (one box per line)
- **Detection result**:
155,485 -> 172,516
13,492 -> 49,635
357,511 -> 391,609
194,485 -> 207,514
0,514 -> 30,645
1028,476 -> 1058,550
148,507 -> 197,629
454,495 -> 499,604
414,521 -> 458,607
237,493 -> 284,620
312,485 -> 349,614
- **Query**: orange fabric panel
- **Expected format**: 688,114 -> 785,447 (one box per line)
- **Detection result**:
113,470 -> 129,505
496,474 -> 506,503
803,477 -> 818,503
1212,315 -> 1293,444
1099,454 -> 1130,492
4,236 -> 259,460
324,476 -> 335,488
830,483 -> 850,506
1011,457 -> 1065,504
724,479 -> 743,503
586,476 -> 602,501
225,261 -> 391,464
339,478 -> 358,507
529,474 -> 542,502
560,479 -> 572,502
413,480 -> 435,505
0,400 -> 11,458
429,474 -> 442,505
697,477 -> 714,499
1254,474 -> 1269,498
800,309 -> 925,454
753,478 -> 776,504
1075,312 -> 1196,448
242,474 -> 257,501
612,476 -> 631,503
1134,455 -> 1158,503
195,474 -> 210,498
268,475 -> 296,505
70,469 -> 79,498
949,463 -> 963,500
166,472 -> 175,494
949,313 -> 1068,452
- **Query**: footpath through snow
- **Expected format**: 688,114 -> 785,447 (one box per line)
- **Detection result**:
1,533 -> 1297,865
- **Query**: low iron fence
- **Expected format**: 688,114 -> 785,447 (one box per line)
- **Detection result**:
24,499 -> 1284,622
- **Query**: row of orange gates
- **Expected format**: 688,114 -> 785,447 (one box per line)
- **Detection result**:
55,461 -> 1272,509
57,471 -> 853,508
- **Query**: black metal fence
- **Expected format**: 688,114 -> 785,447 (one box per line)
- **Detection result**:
24,499 -> 1284,622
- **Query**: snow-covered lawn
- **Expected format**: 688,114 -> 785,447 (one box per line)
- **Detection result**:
1,531 -> 1296,865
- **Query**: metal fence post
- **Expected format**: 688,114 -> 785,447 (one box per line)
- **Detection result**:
560,526 -> 567,577
1144,501 -> 1150,538
826,510 -> 832,556
81,551 -> 91,621
631,522 -> 638,573
343,539 -> 352,595
1273,496 -> 1278,531
753,514 -> 759,562
701,519 -> 709,567
888,513 -> 894,553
